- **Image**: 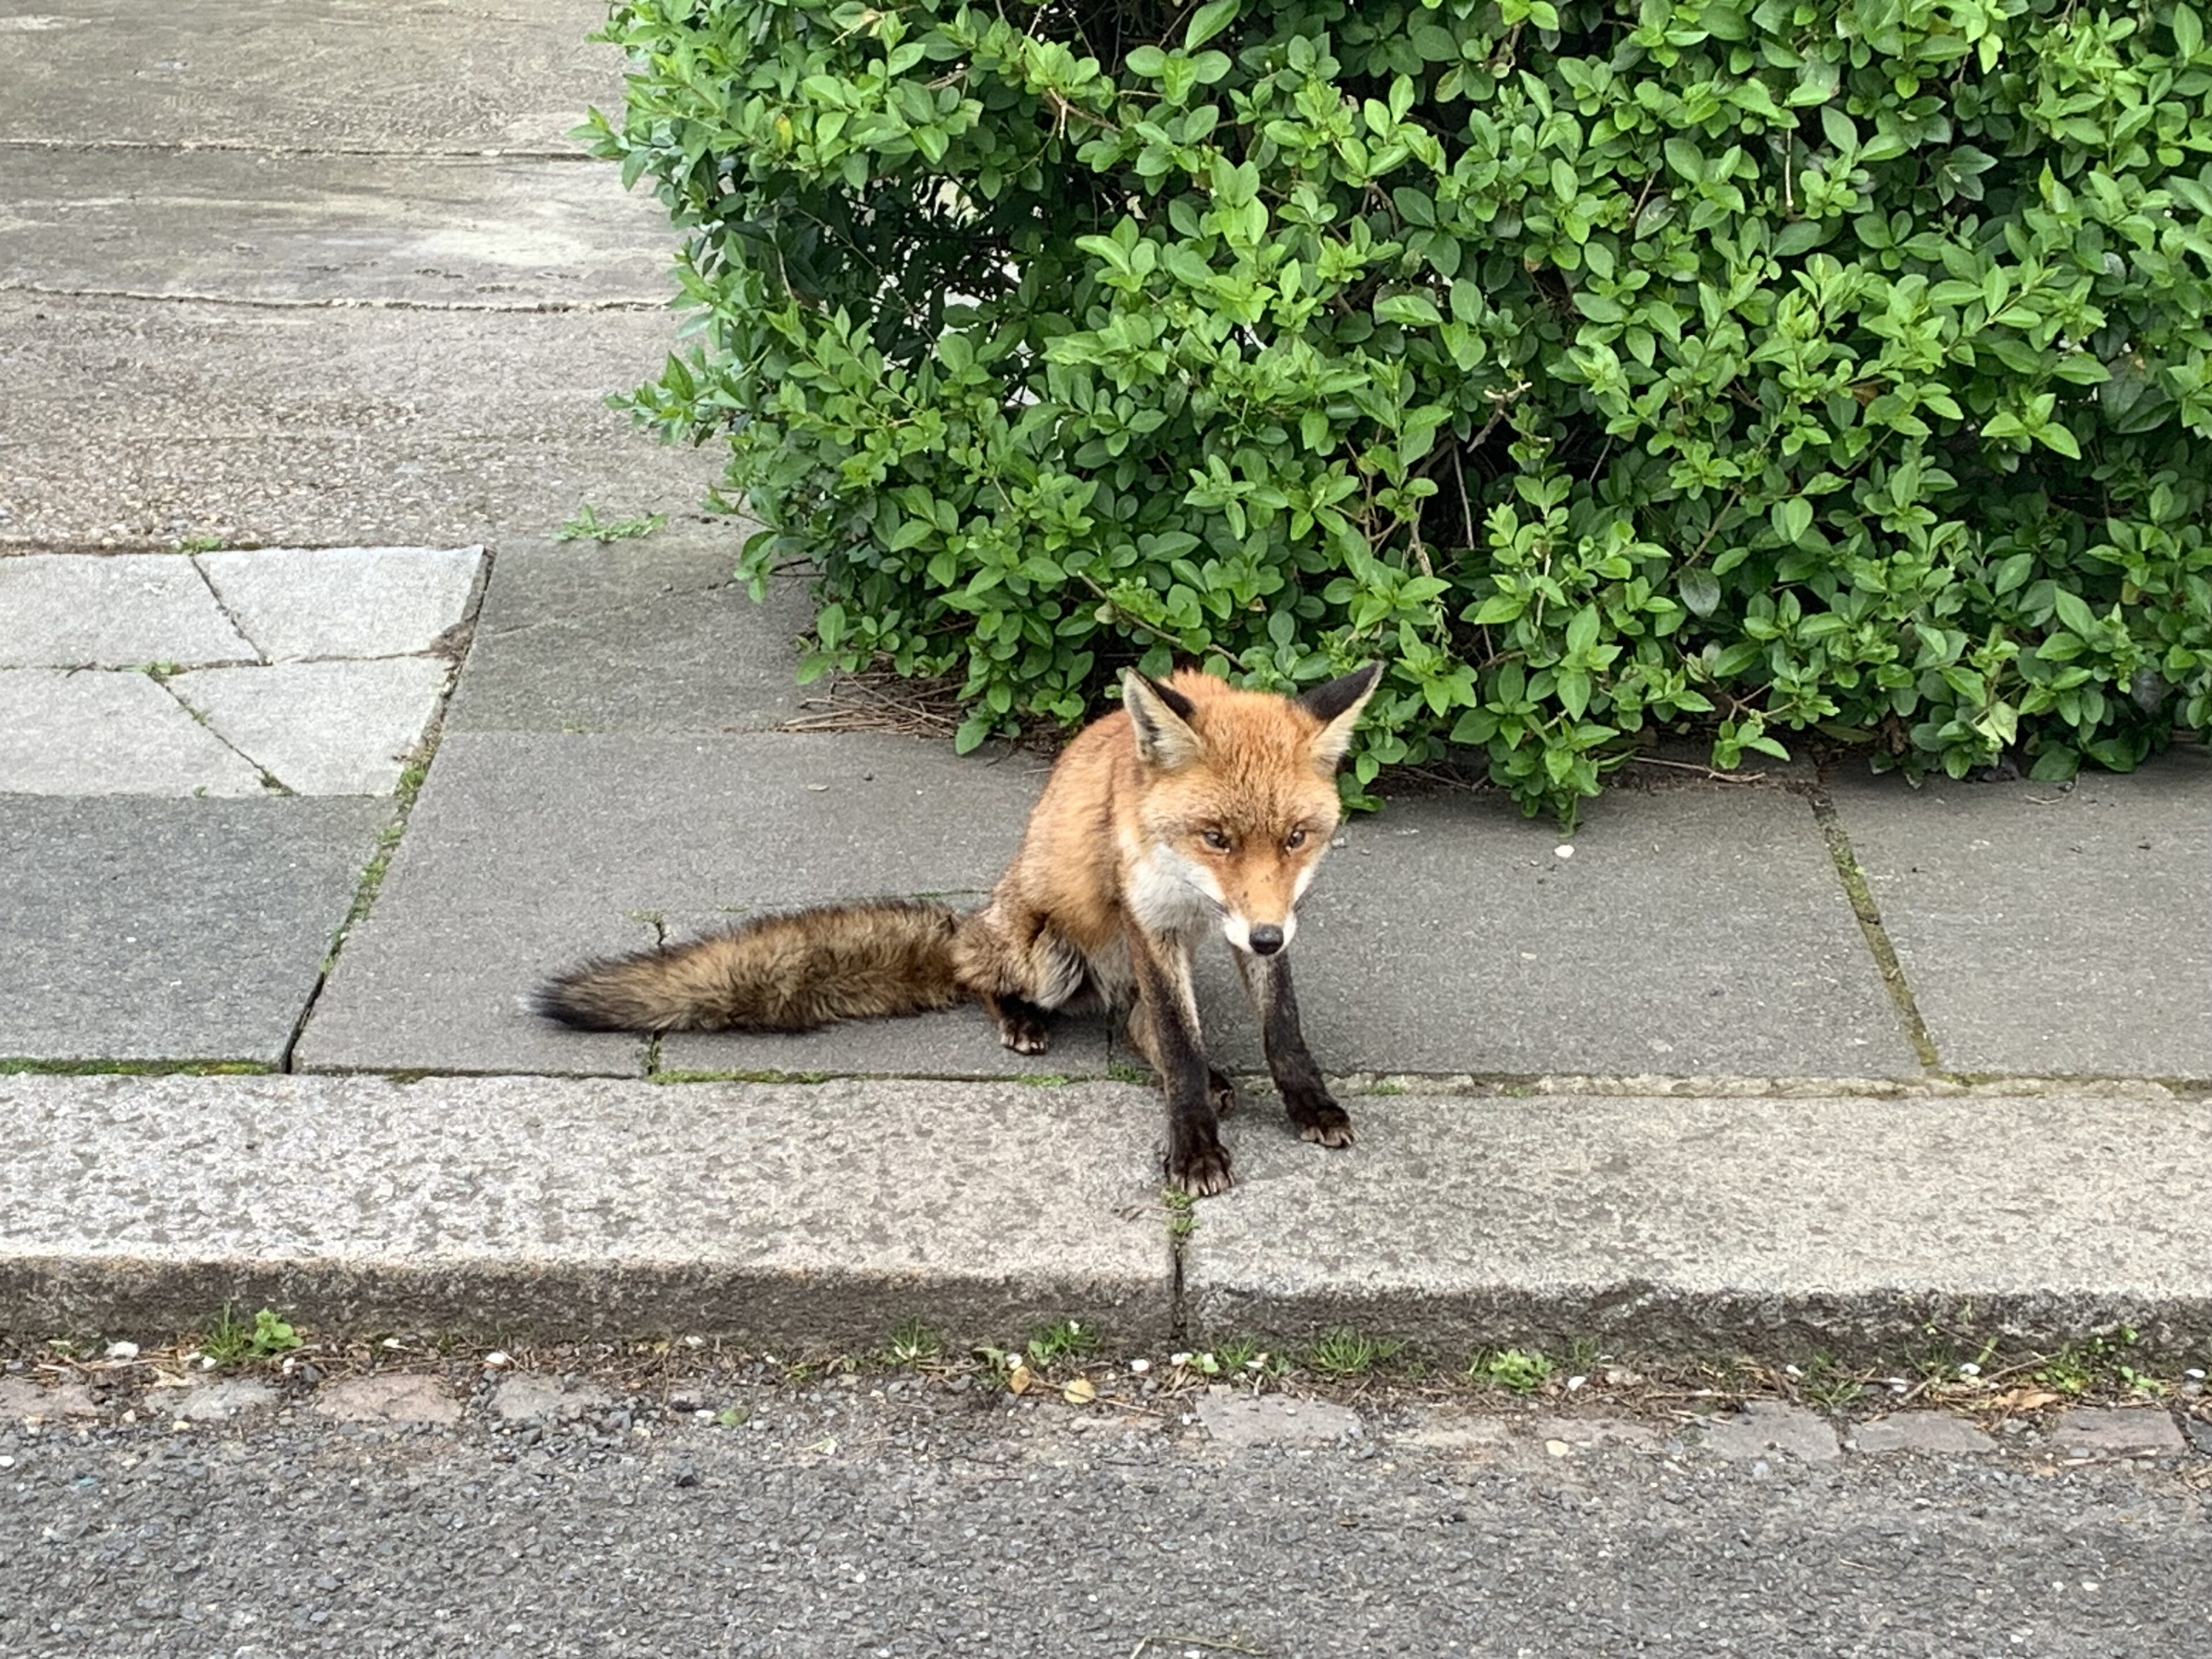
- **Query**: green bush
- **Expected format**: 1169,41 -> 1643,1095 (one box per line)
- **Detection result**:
586,0 -> 2212,824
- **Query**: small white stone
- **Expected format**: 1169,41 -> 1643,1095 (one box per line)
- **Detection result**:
1128,1359 -> 1150,1374
1554,843 -> 1574,859
483,1350 -> 512,1369
105,1341 -> 139,1361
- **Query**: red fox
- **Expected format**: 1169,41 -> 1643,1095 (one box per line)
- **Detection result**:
535,664 -> 1382,1194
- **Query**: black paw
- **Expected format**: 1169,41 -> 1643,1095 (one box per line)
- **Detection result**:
997,1010 -> 1052,1054
1286,1090 -> 1355,1149
1167,1128 -> 1236,1196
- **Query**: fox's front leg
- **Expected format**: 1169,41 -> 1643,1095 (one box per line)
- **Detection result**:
1126,940 -> 1232,1196
1236,951 -> 1354,1148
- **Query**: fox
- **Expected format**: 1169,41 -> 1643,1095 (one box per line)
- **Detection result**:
533,662 -> 1382,1195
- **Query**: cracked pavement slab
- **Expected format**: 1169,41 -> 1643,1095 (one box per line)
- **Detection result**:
1,548 -> 479,797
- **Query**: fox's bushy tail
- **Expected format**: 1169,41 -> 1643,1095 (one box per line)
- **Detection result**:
532,899 -> 968,1034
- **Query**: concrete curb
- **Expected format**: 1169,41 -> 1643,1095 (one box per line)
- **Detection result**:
7,1071 -> 2210,1362
1,1073 -> 1171,1349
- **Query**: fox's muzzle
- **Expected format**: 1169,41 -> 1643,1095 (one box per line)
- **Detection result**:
1247,923 -> 1285,956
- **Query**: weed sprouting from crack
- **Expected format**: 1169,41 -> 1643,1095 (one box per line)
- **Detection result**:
558,505 -> 666,543
1469,1346 -> 1556,1394
1305,1328 -> 1407,1378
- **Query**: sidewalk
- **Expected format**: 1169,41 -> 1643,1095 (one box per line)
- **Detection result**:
3,2 -> 2209,1363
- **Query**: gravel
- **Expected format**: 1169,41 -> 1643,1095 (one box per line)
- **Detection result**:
2,1372 -> 2207,1657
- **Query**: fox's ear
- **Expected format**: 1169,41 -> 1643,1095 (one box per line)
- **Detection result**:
1298,663 -> 1382,770
1123,669 -> 1205,770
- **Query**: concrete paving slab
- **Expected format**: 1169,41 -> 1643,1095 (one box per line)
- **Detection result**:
0,795 -> 386,1062
195,546 -> 483,661
1827,753 -> 2212,1078
168,657 -> 453,795
0,1073 -> 1175,1346
1525,1414 -> 1660,1453
1694,1399 -> 1841,1463
315,1375 -> 462,1426
1182,1090 -> 2212,1358
1850,1413 -> 1995,1456
0,294 -> 722,550
0,668 -> 268,796
0,150 -> 669,306
296,732 -> 1051,1076
0,0 -> 624,153
175,1379 -> 278,1421
297,907 -> 654,1080
0,552 -> 255,667
0,1378 -> 97,1421
1196,783 -> 1919,1078
2052,1406 -> 2186,1457
1196,1394 -> 1362,1449
444,533 -> 815,734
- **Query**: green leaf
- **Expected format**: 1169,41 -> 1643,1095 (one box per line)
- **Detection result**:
1376,292 -> 1442,327
1662,138 -> 1706,183
1679,568 -> 1722,618
2176,5 -> 2204,60
1556,668 -> 1591,719
2052,589 -> 2099,637
1185,0 -> 1240,48
2036,421 -> 2082,460
2029,745 -> 2080,781
1468,592 -> 1525,625
953,714 -> 995,755
1772,497 -> 1813,545
1772,219 -> 1828,257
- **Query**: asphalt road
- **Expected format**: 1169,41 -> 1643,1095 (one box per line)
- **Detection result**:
3,1374 -> 2207,1658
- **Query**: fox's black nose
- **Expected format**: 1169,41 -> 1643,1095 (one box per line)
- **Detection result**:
1248,925 -> 1285,956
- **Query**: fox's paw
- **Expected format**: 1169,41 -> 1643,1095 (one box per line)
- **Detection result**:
1286,1092 -> 1355,1149
1166,1131 -> 1235,1197
1207,1069 -> 1238,1118
996,1010 -> 1053,1055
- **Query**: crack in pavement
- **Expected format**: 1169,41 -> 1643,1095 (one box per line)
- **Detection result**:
2,283 -> 664,313
1806,774 -> 1943,1071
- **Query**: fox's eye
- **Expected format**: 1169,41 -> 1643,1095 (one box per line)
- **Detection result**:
1285,827 -> 1308,850
1200,828 -> 1230,851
